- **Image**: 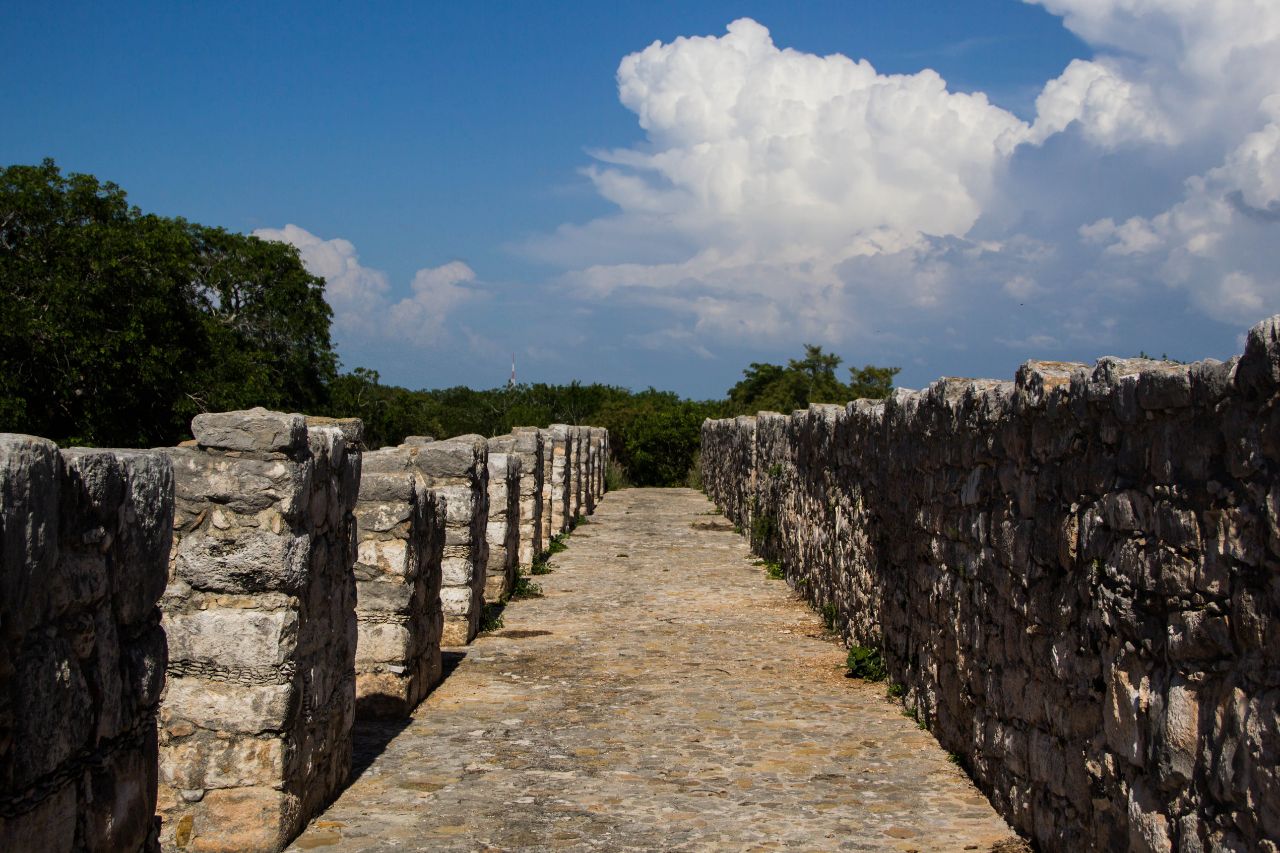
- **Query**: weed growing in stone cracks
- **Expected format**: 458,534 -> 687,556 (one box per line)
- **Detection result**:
509,568 -> 543,600
886,682 -> 905,699
751,513 -> 777,543
763,560 -> 784,580
821,602 -> 839,632
845,645 -> 886,681
479,602 -> 505,634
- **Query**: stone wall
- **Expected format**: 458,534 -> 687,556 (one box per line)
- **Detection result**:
702,317 -> 1280,852
352,450 -> 445,719
483,444 -> 521,603
157,409 -> 360,852
0,437 -> 172,852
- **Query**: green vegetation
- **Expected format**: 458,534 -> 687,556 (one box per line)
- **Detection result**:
887,682 -> 906,699
1,160 -> 898,481
821,602 -> 839,632
763,560 -> 785,580
845,645 -> 887,681
508,568 -> 543,600
0,159 -> 333,446
751,512 -> 777,543
727,344 -> 898,415
478,602 -> 505,634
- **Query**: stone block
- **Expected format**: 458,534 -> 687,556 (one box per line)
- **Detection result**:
158,412 -> 359,852
0,434 -> 171,853
191,407 -> 306,454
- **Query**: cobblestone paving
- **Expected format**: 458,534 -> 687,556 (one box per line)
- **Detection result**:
290,488 -> 1024,852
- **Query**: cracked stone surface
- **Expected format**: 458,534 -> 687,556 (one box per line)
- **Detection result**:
289,488 -> 1024,852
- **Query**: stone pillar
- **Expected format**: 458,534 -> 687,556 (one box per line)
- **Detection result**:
571,427 -> 586,522
588,427 -> 606,507
483,442 -> 521,603
157,409 -> 360,853
596,427 -> 609,498
538,429 -> 555,546
548,425 -> 572,534
351,451 -> 445,719
0,437 -> 172,853
399,436 -> 488,646
508,428 -> 544,568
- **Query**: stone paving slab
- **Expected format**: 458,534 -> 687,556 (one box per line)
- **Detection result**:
290,488 -> 1025,852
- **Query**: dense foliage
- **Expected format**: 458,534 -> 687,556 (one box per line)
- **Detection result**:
0,159 -> 334,446
727,344 -> 899,415
1,161 -> 897,486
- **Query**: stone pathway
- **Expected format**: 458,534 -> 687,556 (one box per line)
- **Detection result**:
290,488 -> 1023,852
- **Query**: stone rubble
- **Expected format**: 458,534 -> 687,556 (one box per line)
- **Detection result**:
702,315 -> 1280,852
0,436 -> 173,853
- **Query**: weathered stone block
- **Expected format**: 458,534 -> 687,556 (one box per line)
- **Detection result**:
157,414 -> 359,852
0,434 -> 172,853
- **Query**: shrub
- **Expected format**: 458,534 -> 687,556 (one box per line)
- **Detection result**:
846,645 -> 887,681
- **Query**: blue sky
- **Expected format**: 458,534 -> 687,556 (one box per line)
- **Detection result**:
4,2 -> 1278,397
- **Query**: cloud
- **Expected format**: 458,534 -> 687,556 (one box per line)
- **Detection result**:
531,5 -> 1280,365
252,224 -> 480,348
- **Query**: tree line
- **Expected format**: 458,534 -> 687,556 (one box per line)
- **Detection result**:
1,161 -> 897,485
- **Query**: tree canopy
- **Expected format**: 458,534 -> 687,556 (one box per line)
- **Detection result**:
0,159 -> 335,446
726,344 -> 898,415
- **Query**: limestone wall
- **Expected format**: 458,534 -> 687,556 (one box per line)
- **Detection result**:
157,409 -> 360,852
352,451 -> 445,718
0,437 -> 172,852
702,317 -> 1280,852
483,444 -> 521,603
396,436 -> 489,646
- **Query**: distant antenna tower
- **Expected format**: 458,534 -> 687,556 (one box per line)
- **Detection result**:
507,353 -> 516,389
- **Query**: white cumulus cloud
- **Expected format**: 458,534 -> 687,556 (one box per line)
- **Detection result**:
253,224 -> 479,348
534,4 -> 1280,363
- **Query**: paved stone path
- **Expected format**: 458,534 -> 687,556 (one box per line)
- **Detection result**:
290,488 -> 1023,852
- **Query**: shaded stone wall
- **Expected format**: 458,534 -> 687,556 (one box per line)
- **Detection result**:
0,437 -> 172,853
702,318 -> 1280,852
352,451 -> 445,719
483,445 -> 521,603
157,409 -> 360,852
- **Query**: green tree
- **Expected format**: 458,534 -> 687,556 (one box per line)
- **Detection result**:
0,159 -> 338,446
847,364 -> 899,401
